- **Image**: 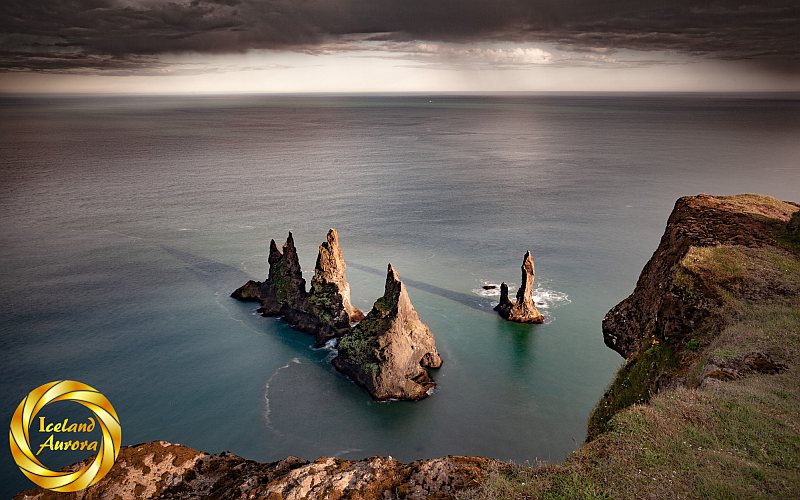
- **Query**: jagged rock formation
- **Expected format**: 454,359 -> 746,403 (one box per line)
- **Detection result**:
15,441 -> 492,500
307,228 -> 365,343
333,264 -> 443,401
231,229 -> 363,345
231,233 -> 320,337
494,251 -> 545,324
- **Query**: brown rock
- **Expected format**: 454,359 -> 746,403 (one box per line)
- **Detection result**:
494,251 -> 544,324
333,264 -> 443,401
493,282 -> 513,317
788,210 -> 800,238
230,279 -> 262,302
16,442 -> 493,500
308,228 -> 366,343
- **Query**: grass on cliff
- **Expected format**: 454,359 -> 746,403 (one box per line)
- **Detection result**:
462,242 -> 800,499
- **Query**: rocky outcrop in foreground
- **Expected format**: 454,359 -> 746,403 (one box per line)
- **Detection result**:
494,251 -> 545,324
334,264 -> 443,400
232,229 -> 363,345
15,441 -> 492,500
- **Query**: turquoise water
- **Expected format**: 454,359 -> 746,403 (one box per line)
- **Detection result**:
1,94 -> 798,496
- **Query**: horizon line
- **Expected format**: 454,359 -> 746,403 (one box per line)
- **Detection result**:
2,90 -> 800,98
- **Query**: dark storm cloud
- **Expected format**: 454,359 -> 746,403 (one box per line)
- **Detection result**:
1,0 -> 798,73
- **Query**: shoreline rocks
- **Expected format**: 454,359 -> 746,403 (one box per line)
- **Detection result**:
494,250 -> 545,324
333,264 -> 443,401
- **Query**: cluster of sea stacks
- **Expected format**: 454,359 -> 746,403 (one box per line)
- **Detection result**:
494,250 -> 545,324
232,229 -> 442,401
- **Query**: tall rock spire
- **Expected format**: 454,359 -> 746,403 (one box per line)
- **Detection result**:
333,264 -> 442,401
494,250 -> 545,324
308,228 -> 365,343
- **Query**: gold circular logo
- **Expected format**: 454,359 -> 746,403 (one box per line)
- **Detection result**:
9,380 -> 121,492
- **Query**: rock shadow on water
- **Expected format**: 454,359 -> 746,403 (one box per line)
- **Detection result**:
347,262 -> 492,314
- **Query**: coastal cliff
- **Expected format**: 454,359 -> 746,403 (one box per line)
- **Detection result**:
18,194 -> 800,499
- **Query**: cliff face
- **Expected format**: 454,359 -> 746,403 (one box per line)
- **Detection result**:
603,194 -> 798,359
15,442 -> 491,500
592,193 -> 800,437
333,264 -> 443,401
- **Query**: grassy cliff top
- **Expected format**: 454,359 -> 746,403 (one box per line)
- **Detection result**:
465,194 -> 800,499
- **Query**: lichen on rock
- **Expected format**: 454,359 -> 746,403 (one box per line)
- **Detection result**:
15,442 -> 492,500
333,263 -> 442,401
307,228 -> 365,343
231,229 -> 365,345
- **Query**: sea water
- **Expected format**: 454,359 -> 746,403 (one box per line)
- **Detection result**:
1,94 -> 798,496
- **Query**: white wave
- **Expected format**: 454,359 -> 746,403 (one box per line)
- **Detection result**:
532,288 -> 571,310
314,338 -> 339,363
263,358 -> 302,433
472,278 -> 571,322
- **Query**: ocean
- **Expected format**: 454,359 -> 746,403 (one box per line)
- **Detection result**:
1,94 -> 798,496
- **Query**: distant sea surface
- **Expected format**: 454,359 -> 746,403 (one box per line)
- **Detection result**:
1,94 -> 798,495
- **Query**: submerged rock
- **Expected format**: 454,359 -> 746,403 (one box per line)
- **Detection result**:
333,264 -> 442,401
308,229 -> 365,343
494,251 -> 545,324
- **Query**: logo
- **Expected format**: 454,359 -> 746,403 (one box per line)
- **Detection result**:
9,380 -> 121,492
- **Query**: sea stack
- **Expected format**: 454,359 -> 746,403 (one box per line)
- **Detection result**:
333,264 -> 442,401
494,250 -> 545,324
231,229 -> 363,344
308,228 -> 366,343
231,232 -> 320,334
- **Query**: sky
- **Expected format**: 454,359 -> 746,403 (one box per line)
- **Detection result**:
0,0 -> 798,93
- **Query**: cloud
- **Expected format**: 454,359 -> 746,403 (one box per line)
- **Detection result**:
0,0 -> 797,73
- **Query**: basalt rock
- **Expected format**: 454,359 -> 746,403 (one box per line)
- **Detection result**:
333,264 -> 442,401
231,229 -> 362,345
307,228 -> 365,343
494,251 -> 545,324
